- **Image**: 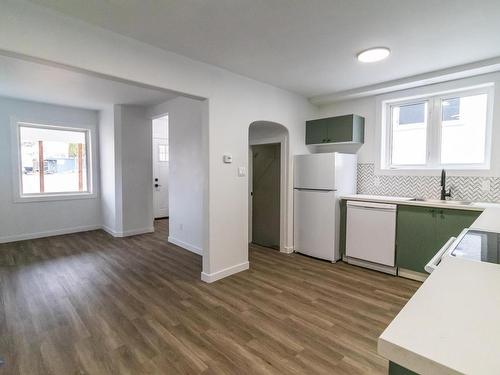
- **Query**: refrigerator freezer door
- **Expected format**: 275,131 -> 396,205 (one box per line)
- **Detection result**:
294,189 -> 337,261
294,153 -> 336,190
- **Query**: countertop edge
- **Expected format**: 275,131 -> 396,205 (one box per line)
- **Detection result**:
340,195 -> 486,211
378,337 -> 460,375
377,206 -> 500,374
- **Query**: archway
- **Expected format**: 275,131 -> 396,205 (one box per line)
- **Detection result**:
248,121 -> 292,253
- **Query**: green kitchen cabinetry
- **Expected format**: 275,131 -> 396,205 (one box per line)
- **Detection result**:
388,362 -> 418,375
396,205 -> 481,274
305,114 -> 364,145
339,199 -> 347,256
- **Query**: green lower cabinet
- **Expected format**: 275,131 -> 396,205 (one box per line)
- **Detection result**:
339,199 -> 347,256
396,205 -> 481,273
389,361 -> 418,375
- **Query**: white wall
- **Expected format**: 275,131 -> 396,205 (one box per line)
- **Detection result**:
0,96 -> 100,242
0,0 -> 316,282
119,105 -> 154,235
149,97 -> 204,255
100,104 -> 154,236
318,73 -> 500,176
99,105 -> 118,233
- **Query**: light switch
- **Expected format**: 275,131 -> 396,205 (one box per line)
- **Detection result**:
238,167 -> 246,177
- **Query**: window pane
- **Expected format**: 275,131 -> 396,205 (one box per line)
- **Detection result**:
440,94 -> 488,164
442,97 -> 460,121
19,125 -> 88,194
158,144 -> 168,162
391,102 -> 428,165
399,102 -> 426,124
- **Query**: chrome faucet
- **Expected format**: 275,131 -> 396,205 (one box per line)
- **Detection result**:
440,169 -> 452,200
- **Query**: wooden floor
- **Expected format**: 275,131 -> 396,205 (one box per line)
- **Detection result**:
0,220 -> 420,375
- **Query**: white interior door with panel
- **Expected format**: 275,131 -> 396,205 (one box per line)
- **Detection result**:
153,116 -> 169,219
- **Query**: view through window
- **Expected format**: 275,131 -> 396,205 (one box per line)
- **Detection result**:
385,86 -> 492,169
19,124 -> 89,195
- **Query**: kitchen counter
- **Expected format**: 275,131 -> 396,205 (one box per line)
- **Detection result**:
377,205 -> 500,374
340,194 -> 498,211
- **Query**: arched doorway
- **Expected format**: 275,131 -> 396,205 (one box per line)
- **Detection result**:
248,121 -> 291,253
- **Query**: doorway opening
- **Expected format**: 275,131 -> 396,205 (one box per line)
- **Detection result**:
248,121 -> 291,253
251,143 -> 281,249
152,114 -> 169,219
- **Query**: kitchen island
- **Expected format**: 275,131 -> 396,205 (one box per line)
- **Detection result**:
378,207 -> 500,374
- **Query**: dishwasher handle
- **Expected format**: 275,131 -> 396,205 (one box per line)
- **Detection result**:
346,200 -> 397,211
425,237 -> 456,274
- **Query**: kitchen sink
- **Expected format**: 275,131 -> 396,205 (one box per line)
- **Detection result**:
414,198 -> 472,206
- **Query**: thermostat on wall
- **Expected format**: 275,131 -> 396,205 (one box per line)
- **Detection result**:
223,154 -> 233,164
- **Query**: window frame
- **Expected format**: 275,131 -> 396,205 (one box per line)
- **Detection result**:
382,85 -> 494,172
11,120 -> 96,203
387,98 -> 430,168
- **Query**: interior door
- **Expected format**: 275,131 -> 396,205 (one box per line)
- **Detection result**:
252,143 -> 280,249
153,138 -> 169,218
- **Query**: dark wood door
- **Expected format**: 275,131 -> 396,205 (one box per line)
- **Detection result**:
252,143 -> 280,249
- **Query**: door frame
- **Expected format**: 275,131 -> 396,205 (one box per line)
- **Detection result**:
151,112 -> 169,220
249,135 -> 291,253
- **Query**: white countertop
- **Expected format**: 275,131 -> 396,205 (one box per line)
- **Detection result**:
341,194 -> 499,211
377,205 -> 500,374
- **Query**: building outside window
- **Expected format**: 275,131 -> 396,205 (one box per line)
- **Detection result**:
382,85 -> 494,171
15,123 -> 92,198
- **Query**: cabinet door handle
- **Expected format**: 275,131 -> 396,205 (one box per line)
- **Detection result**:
322,139 -> 327,143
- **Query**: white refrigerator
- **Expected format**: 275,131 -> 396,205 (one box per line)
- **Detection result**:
293,153 -> 357,262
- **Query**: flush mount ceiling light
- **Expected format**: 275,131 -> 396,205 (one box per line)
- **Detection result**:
357,47 -> 391,63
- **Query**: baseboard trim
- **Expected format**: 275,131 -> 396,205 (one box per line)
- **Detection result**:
168,236 -> 203,255
101,225 -> 117,236
398,268 -> 428,282
0,224 -> 102,244
201,261 -> 250,283
102,226 -> 155,238
346,256 -> 398,275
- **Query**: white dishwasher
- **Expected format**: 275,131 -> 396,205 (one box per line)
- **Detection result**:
345,201 -> 397,275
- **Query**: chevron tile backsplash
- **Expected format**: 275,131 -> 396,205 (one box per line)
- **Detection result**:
358,163 -> 500,202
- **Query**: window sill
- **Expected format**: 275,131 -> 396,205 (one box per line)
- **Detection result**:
13,192 -> 97,203
376,166 -> 497,177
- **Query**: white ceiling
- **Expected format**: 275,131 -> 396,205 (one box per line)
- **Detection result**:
28,0 -> 500,98
0,54 -> 179,110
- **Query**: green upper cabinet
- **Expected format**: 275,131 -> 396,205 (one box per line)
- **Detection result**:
396,205 -> 481,273
305,118 -> 328,144
305,114 -> 365,145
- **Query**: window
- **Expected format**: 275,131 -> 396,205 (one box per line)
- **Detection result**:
383,86 -> 493,170
390,101 -> 428,166
15,123 -> 92,198
158,144 -> 168,162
